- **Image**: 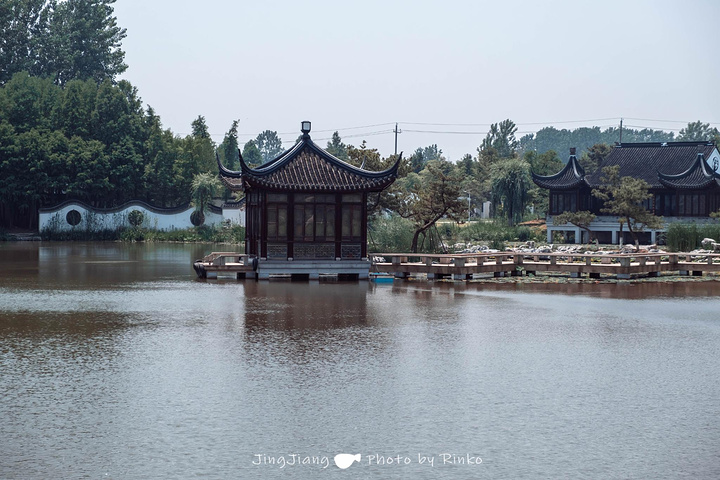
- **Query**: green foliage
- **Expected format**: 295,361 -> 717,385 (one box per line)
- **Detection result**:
190,172 -> 221,213
456,220 -> 542,246
490,157 -> 532,226
677,121 -> 720,142
480,119 -> 518,158
553,210 -> 597,242
367,215 -> 416,253
41,216 -> 245,243
518,126 -> 674,158
241,140 -> 263,167
592,165 -> 664,246
326,131 -> 349,161
218,119 -> 239,170
407,144 -> 442,173
578,143 -> 612,175
0,0 -> 127,86
665,223 -> 720,252
128,209 -> 144,226
525,149 -> 563,216
255,130 -> 284,163
347,141 -> 385,170
395,159 -> 465,252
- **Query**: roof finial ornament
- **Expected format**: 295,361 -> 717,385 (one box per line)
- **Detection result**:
301,120 -> 311,139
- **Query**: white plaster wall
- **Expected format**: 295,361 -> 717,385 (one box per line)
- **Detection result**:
221,206 -> 246,227
546,214 -> 719,244
39,202 -> 226,232
709,147 -> 720,172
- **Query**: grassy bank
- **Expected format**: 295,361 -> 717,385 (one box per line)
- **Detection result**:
368,215 -> 545,253
665,223 -> 720,252
39,224 -> 245,244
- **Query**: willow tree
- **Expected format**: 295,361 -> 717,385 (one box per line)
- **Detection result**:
490,157 -> 532,226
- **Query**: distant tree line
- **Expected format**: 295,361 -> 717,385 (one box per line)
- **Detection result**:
2,0 -> 718,241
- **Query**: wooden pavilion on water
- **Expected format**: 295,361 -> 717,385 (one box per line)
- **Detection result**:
217,121 -> 400,279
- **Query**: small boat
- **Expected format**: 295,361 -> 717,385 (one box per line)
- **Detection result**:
369,272 -> 394,283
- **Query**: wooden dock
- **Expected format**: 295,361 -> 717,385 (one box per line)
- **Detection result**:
193,252 -> 256,279
194,251 -> 720,281
371,252 -> 720,280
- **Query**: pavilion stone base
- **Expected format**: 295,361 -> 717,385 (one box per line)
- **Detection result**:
256,259 -> 371,280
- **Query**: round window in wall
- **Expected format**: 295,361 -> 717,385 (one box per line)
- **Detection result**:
128,209 -> 144,226
66,209 -> 82,226
190,210 -> 205,226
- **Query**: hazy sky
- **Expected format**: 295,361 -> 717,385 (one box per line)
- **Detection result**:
113,0 -> 720,161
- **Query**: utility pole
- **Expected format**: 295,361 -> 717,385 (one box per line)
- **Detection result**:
619,118 -> 623,144
393,123 -> 401,156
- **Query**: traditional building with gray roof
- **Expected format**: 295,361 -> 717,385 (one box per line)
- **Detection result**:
218,121 -> 400,279
532,142 -> 720,244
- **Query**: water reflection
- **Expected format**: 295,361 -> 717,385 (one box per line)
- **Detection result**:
241,281 -> 370,330
1,243 -> 720,479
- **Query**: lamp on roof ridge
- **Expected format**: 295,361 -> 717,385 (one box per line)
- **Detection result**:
301,120 -> 311,136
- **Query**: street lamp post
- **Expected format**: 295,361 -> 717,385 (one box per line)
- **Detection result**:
463,191 -> 471,223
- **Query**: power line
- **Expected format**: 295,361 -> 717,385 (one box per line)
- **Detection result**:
185,117 -> 713,141
625,117 -> 720,125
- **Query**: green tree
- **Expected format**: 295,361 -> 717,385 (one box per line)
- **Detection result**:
219,119 -> 239,169
92,79 -> 144,147
490,157 -> 532,226
143,107 -> 181,206
578,143 -> 612,175
190,172 -> 221,213
409,147 -> 426,173
526,149 -> 563,176
241,140 -> 263,167
0,72 -> 58,132
677,121 -> 720,142
64,136 -> 112,205
255,130 -> 283,163
519,125 -> 673,157
173,117 -> 216,204
553,211 -> 597,243
456,153 -> 475,176
396,160 -> 465,252
52,78 -> 97,138
525,149 -> 563,216
480,119 -> 518,158
39,0 -> 127,85
191,115 -> 211,139
0,0 -> 52,84
592,165 -> 664,248
347,141 -> 384,171
326,131 -> 349,161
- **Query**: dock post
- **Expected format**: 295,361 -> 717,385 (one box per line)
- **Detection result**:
617,256 -> 631,279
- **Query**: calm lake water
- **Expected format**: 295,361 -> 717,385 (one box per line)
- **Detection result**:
1,242 -> 719,479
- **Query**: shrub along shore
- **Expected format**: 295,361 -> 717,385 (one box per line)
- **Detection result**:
3,217 -> 720,254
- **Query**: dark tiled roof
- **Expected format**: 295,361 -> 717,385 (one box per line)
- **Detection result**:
218,136 -> 400,192
658,153 -> 720,189
221,197 -> 246,208
586,142 -> 718,188
531,154 -> 586,190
